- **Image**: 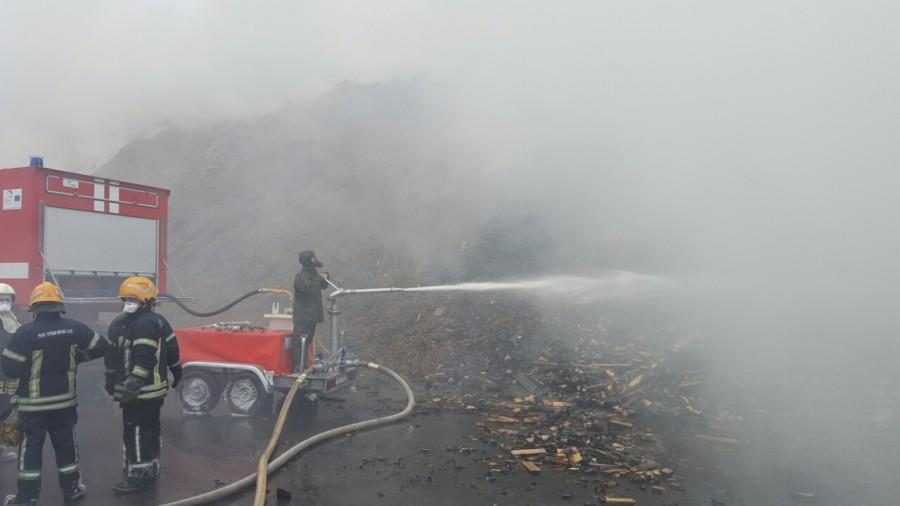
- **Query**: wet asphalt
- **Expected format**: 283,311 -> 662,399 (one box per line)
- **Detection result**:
2,362 -> 880,506
1,364 -> 695,506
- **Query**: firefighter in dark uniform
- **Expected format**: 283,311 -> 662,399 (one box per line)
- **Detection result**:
293,250 -> 328,372
104,276 -> 182,493
1,282 -> 109,506
0,283 -> 22,462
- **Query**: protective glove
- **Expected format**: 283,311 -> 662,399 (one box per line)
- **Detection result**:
170,366 -> 183,388
121,375 -> 142,402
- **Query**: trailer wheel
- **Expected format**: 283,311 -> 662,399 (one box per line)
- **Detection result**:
225,373 -> 268,417
179,370 -> 222,415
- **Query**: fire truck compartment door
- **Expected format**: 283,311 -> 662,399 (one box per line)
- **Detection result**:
43,207 -> 158,274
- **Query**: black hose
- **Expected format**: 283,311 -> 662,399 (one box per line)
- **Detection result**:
157,290 -> 270,318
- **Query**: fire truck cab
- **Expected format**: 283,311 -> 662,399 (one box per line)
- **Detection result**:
0,158 -> 169,327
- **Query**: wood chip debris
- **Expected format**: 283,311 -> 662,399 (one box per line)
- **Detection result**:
419,315 -> 714,499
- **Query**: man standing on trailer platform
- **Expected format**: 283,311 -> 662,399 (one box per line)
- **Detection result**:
293,250 -> 329,372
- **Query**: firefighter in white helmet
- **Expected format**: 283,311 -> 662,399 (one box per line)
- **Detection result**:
0,283 -> 20,463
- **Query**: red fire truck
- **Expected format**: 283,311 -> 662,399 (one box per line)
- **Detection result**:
0,157 -> 169,325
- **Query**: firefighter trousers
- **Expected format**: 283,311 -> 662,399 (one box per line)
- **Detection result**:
122,398 -> 164,480
16,407 -> 80,501
0,393 -> 11,419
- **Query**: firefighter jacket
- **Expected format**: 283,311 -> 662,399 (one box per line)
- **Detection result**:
105,307 -> 180,401
0,314 -> 20,394
293,267 -> 327,324
0,312 -> 108,412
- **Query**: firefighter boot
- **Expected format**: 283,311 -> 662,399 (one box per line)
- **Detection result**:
2,496 -> 36,506
0,447 -> 16,462
63,481 -> 87,503
113,477 -> 156,494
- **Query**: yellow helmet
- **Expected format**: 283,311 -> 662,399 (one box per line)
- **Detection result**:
119,276 -> 158,303
29,282 -> 64,310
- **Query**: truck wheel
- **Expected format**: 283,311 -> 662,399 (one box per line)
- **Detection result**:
225,373 -> 268,417
179,370 -> 221,415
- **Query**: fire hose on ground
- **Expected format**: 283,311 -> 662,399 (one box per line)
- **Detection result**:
158,361 -> 415,506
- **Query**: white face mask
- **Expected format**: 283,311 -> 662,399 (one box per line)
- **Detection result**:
0,301 -> 11,312
123,301 -> 140,314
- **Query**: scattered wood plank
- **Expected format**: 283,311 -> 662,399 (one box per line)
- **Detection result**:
791,492 -> 816,503
581,363 -> 632,369
609,418 -> 633,429
695,434 -> 740,446
605,497 -> 638,505
510,448 -> 546,457
569,448 -> 583,464
486,415 -> 518,424
521,461 -> 542,474
626,374 -> 643,389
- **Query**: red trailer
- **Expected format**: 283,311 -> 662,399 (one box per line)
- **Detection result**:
0,158 -> 169,327
174,322 -> 350,417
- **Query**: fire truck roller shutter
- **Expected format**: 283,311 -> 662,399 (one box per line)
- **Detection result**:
43,207 -> 158,274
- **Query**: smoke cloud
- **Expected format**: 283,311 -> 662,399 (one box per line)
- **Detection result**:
3,1 -> 899,502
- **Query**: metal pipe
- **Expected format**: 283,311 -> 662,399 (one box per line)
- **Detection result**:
298,335 -> 308,374
328,297 -> 340,357
325,285 -> 411,357
329,287 -> 411,298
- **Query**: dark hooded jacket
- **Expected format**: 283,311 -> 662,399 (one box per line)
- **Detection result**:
293,266 -> 327,325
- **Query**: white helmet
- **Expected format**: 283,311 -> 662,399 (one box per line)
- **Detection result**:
0,283 -> 16,301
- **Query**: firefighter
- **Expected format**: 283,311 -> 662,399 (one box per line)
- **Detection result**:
293,250 -> 329,372
0,283 -> 21,463
1,282 -> 109,506
104,276 -> 181,494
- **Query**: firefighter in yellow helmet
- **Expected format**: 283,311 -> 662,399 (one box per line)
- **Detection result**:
104,276 -> 181,494
0,283 -> 21,463
1,282 -> 109,506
